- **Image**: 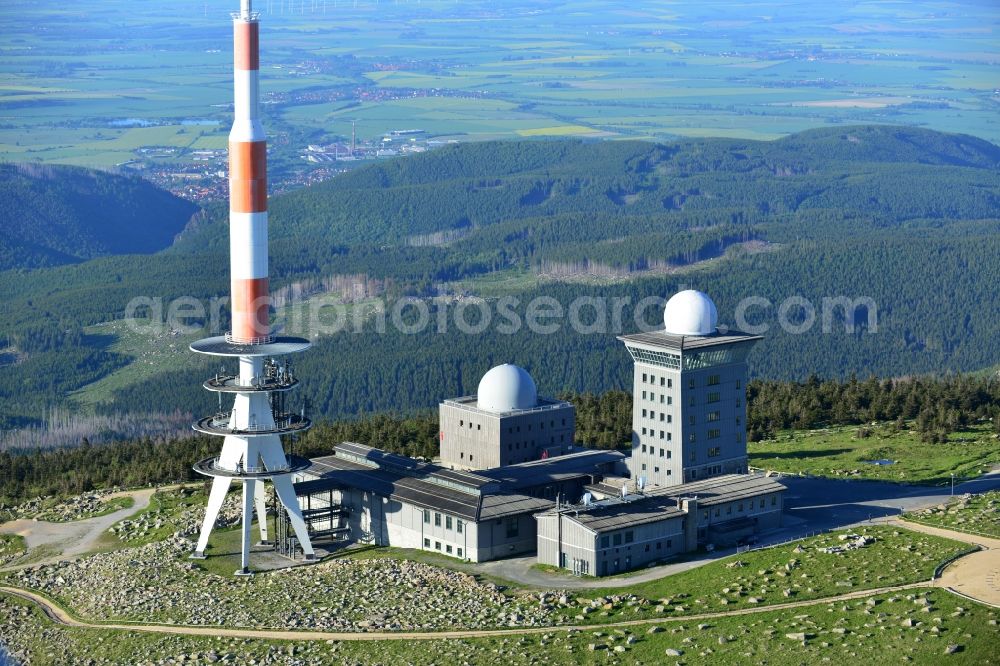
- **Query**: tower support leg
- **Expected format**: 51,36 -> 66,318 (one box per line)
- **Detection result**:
272,475 -> 315,560
192,476 -> 233,558
255,480 -> 270,544
236,479 -> 254,575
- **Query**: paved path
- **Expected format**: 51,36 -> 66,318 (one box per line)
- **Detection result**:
779,469 -> 1000,533
0,581 -> 933,643
898,518 -> 1000,608
475,532 -> 794,589
0,487 -> 158,571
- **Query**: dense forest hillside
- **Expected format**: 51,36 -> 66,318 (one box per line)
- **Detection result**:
1,126 -> 999,432
168,126 -> 1000,278
0,163 -> 196,270
4,374 -> 998,502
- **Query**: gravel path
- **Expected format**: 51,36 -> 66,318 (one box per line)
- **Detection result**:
898,518 -> 1000,608
0,487 -> 156,570
0,580 -> 934,642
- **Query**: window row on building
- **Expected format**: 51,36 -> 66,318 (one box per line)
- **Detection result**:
629,348 -> 681,369
641,408 -> 673,423
599,530 -> 674,553
640,427 -> 673,441
505,436 -> 565,451
456,418 -> 569,432
687,411 -> 738,426
599,529 -> 635,548
685,431 -> 741,443
704,494 -> 779,521
638,462 -> 672,476
640,390 -> 674,405
640,372 -> 674,388
640,443 -> 673,458
423,537 -> 463,558
423,509 -> 465,534
686,374 -> 741,389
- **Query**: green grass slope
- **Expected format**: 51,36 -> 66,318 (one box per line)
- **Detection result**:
0,163 -> 197,270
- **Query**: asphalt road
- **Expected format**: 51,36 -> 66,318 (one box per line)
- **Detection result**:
779,470 -> 1000,535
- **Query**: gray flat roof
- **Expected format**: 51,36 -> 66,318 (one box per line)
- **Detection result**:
583,481 -> 624,497
303,454 -> 484,520
563,495 -> 686,533
617,329 -> 762,351
543,472 -> 785,533
480,494 -> 552,520
301,447 -> 554,521
442,395 -> 573,417
335,441 -> 496,490
476,449 -> 625,489
648,473 -> 786,507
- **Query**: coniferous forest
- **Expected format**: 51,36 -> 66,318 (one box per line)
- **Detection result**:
1,126 -> 999,438
2,374 -> 997,507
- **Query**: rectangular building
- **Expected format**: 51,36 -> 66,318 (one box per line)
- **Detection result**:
618,329 -> 762,487
439,395 -> 575,469
538,473 -> 786,575
293,442 -> 623,562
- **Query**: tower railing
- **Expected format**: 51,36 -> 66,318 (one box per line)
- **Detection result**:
192,453 -> 312,479
204,373 -> 298,392
193,412 -> 311,436
225,332 -> 275,345
204,456 -> 289,475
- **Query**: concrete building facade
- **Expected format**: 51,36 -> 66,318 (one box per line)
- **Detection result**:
439,364 -> 575,470
536,474 -> 785,574
536,495 -> 692,576
288,291 -> 787,576
619,290 -> 762,487
293,442 -> 623,562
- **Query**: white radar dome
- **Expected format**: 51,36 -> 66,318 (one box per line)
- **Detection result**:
663,290 -> 718,336
477,364 -> 538,412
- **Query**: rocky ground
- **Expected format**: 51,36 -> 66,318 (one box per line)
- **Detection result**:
554,526 -> 965,625
1,585 -> 996,665
910,491 -> 1000,538
108,487 -> 241,543
0,535 -> 26,567
0,488 -> 125,523
10,537 -> 564,632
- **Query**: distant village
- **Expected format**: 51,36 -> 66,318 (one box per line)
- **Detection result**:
124,126 -> 450,203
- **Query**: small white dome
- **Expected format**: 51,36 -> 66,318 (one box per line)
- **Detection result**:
663,290 -> 718,336
477,364 -> 538,413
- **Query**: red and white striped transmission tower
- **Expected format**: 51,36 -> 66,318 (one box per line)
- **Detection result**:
189,0 -> 316,575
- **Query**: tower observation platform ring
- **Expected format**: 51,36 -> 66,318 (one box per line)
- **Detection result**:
189,333 -> 317,574
190,335 -> 311,357
189,335 -> 313,442
192,453 -> 313,479
188,0 -> 319,576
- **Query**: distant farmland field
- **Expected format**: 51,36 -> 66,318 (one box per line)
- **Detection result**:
1,0 -> 997,179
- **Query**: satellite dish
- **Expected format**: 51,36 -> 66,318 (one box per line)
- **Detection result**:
581,492 -> 592,506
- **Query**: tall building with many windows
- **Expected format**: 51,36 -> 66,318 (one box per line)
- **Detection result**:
618,290 -> 761,487
290,291 -> 783,574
